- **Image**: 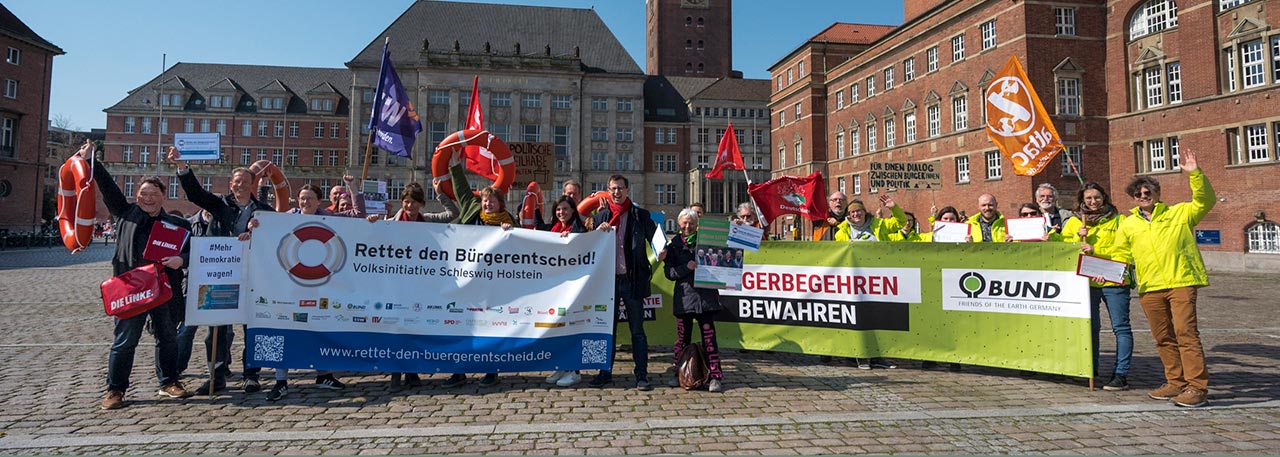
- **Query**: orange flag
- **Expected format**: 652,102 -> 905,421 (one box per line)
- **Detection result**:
984,56 -> 1063,176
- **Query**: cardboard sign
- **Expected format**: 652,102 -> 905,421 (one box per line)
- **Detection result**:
869,161 -> 943,190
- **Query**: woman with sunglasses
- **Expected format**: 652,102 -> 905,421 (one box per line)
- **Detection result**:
1062,182 -> 1132,392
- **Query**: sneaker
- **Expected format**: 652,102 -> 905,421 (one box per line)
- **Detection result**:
157,382 -> 193,399
266,381 -> 288,401
404,373 -> 422,387
441,373 -> 467,388
1148,383 -> 1184,400
545,370 -> 567,384
588,372 -> 613,388
1102,375 -> 1129,391
556,372 -> 582,387
870,358 -> 897,369
315,374 -> 346,390
194,379 -> 225,396
635,379 -> 653,391
242,377 -> 261,393
1172,388 -> 1207,408
101,390 -> 125,410
667,377 -> 681,388
708,379 -> 723,392
479,373 -> 499,387
856,359 -> 871,370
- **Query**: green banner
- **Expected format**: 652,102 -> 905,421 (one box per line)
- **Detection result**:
627,241 -> 1092,378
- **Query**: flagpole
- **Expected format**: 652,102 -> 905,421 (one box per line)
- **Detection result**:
362,37 -> 390,182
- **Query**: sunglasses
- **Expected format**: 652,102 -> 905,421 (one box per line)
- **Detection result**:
1132,189 -> 1154,198
1020,212 -> 1039,216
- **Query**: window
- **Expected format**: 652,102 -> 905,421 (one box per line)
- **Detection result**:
160,119 -> 168,135
981,20 -> 997,50
787,68 -> 794,85
243,121 -> 253,137
169,177 -> 180,199
257,148 -> 267,162
657,154 -> 677,173
904,58 -> 915,82
522,93 -> 542,108
523,124 -> 542,142
1247,222 -> 1280,254
696,128 -> 708,143
123,146 -> 133,162
1226,47 -> 1238,92
591,97 -> 608,111
125,176 -> 134,196
867,124 -> 877,152
985,151 -> 1001,179
617,98 -> 634,112
794,141 -> 802,164
1167,62 -> 1182,103
927,47 -> 939,72
124,117 -> 136,133
850,129 -> 860,155
927,105 -> 941,137
779,144 -> 786,168
182,118 -> 193,133
142,117 -> 152,134
850,83 -> 860,103
904,113 -> 917,143
1061,145 -> 1082,176
866,76 -> 876,97
1144,66 -> 1163,107
3,79 -> 16,99
835,132 -> 845,159
310,98 -> 333,111
427,122 -> 448,145
591,127 -> 608,142
779,110 -> 785,125
1246,124 -> 1270,162
240,149 -> 250,165
735,128 -> 745,144
853,174 -> 862,195
1169,136 -> 1180,168
794,102 -> 801,118
258,121 -> 268,137
1241,40 -> 1266,88
491,92 -> 512,107
330,151 -> 342,167
592,151 -> 607,170
274,121 -> 284,137
552,95 -> 572,109
884,67 -> 894,91
616,128 -> 634,142
331,123 -> 341,139
314,122 -> 324,138
836,91 -> 845,109
202,119 -> 211,133
140,146 -> 150,164
654,128 -> 666,144
6,47 -> 19,65
1056,8 -> 1076,36
272,149 -> 283,164
314,150 -> 324,166
1129,0 -> 1178,40
799,61 -> 806,75
952,96 -> 968,130
287,149 -> 298,166
655,184 -> 677,205
951,35 -> 965,62
203,177 -> 212,192
1057,78 -> 1080,115
838,177 -> 846,195
1148,139 -> 1166,170
428,90 -> 449,105
753,129 -> 763,145
1222,0 -> 1260,11
884,118 -> 896,148
217,120 -> 226,135
1272,37 -> 1280,83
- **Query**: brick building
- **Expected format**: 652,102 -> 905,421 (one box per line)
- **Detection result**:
102,63 -> 351,217
0,4 -> 62,231
645,0 -> 736,78
771,0 -> 1280,270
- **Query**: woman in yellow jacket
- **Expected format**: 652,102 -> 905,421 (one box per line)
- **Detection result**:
1062,182 -> 1132,392
834,194 -> 907,242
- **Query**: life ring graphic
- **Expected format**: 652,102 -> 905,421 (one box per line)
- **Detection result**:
249,160 -> 291,213
576,191 -> 611,217
56,155 -> 95,252
431,129 -> 515,200
277,222 -> 346,286
520,181 -> 542,229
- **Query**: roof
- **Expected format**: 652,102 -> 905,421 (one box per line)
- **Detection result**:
664,76 -> 719,100
104,63 -> 350,114
643,76 -> 690,123
810,23 -> 896,45
694,78 -> 772,102
348,0 -> 641,75
0,4 -> 64,54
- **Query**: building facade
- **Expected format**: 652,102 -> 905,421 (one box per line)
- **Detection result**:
102,63 -> 351,217
645,0 -> 735,78
771,0 -> 1280,270
0,4 -> 62,231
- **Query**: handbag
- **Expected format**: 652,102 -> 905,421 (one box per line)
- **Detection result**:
676,342 -> 710,390
101,262 -> 172,320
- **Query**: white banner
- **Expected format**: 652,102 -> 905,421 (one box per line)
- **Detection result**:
174,132 -> 221,161
185,237 -> 248,326
940,268 -> 1089,318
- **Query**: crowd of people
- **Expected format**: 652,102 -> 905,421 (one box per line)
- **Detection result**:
80,141 -> 1216,410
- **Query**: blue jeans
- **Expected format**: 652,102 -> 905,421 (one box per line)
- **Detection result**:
603,277 -> 649,381
1090,286 -> 1134,377
107,302 -> 180,392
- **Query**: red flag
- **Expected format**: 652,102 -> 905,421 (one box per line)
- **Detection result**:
747,172 -> 829,225
463,76 -> 500,180
706,122 -> 744,179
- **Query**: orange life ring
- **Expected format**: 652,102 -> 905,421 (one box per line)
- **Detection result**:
520,181 -> 542,229
249,160 -> 291,212
431,129 -> 515,200
576,191 -> 611,217
56,155 -> 96,252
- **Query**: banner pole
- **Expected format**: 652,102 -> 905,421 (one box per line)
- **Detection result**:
208,326 -> 218,402
360,136 -> 375,182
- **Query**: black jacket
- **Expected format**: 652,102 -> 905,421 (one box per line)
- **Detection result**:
663,234 -> 722,316
177,167 -> 273,236
93,161 -> 191,301
593,202 -> 658,298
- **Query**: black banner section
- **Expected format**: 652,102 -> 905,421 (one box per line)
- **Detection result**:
715,296 -> 909,331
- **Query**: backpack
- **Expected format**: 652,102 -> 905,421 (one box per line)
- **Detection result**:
677,342 -> 710,390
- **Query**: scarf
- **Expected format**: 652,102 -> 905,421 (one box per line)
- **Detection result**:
607,198 -> 633,227
681,232 -> 697,247
479,210 -> 515,226
1077,204 -> 1117,227
551,221 -> 571,233
398,210 -> 424,222
845,218 -> 876,242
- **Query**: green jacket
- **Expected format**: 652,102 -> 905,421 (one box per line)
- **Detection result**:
1062,213 -> 1129,288
1113,169 -> 1215,293
965,213 -> 1007,242
834,206 -> 907,241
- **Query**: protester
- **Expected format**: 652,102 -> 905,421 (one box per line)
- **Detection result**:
592,175 -> 660,390
660,208 -> 725,392
1062,182 -> 1133,391
734,202 -> 764,229
690,202 -> 706,218
1036,183 -> 1073,234
79,141 -> 192,409
168,147 -> 274,395
966,194 -> 1007,243
834,195 -> 906,242
327,183 -> 348,213
541,195 -> 590,387
813,192 -> 848,241
1113,151 -> 1215,408
887,211 -> 922,242
919,205 -> 965,371
175,209 -> 213,378
562,180 -> 582,204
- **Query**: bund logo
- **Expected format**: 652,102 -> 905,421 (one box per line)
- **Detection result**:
277,222 -> 347,287
957,271 -> 1061,300
985,77 -> 1036,138
959,272 -> 985,298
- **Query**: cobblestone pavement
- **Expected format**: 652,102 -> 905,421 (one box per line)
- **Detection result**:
2,244 -> 1279,454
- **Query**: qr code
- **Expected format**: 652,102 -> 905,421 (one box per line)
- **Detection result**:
254,335 -> 285,362
581,339 -> 609,364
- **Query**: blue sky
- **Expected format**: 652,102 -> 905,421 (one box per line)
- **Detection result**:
7,0 -> 902,130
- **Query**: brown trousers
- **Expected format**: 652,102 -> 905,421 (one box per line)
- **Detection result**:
1138,287 -> 1208,391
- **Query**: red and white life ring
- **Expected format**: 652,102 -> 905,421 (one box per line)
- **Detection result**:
520,181 -> 542,229
431,129 -> 515,200
576,191 -> 611,217
249,160 -> 291,213
56,155 -> 95,252
276,222 -> 346,286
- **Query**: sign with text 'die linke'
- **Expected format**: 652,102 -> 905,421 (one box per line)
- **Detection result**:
702,241 -> 1091,377
244,211 -> 616,374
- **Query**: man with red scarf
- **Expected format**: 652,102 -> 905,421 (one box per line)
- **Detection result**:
590,175 -> 659,390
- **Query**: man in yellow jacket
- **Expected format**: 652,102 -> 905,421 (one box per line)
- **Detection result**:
966,194 -> 1007,242
1113,150 -> 1214,408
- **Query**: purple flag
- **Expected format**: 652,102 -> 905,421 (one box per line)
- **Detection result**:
367,43 -> 422,158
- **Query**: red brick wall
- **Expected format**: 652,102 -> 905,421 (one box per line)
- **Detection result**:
0,35 -> 57,230
646,0 -> 733,77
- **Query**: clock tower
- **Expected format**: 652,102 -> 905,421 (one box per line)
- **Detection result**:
645,0 -> 733,77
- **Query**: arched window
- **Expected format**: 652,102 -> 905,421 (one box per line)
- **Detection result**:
1247,221 -> 1280,254
685,16 -> 692,26
697,17 -> 705,27
685,62 -> 693,72
697,63 -> 705,73
697,40 -> 705,50
1129,0 -> 1178,40
685,39 -> 692,49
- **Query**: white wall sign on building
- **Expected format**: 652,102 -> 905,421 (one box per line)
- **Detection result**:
173,132 -> 221,161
